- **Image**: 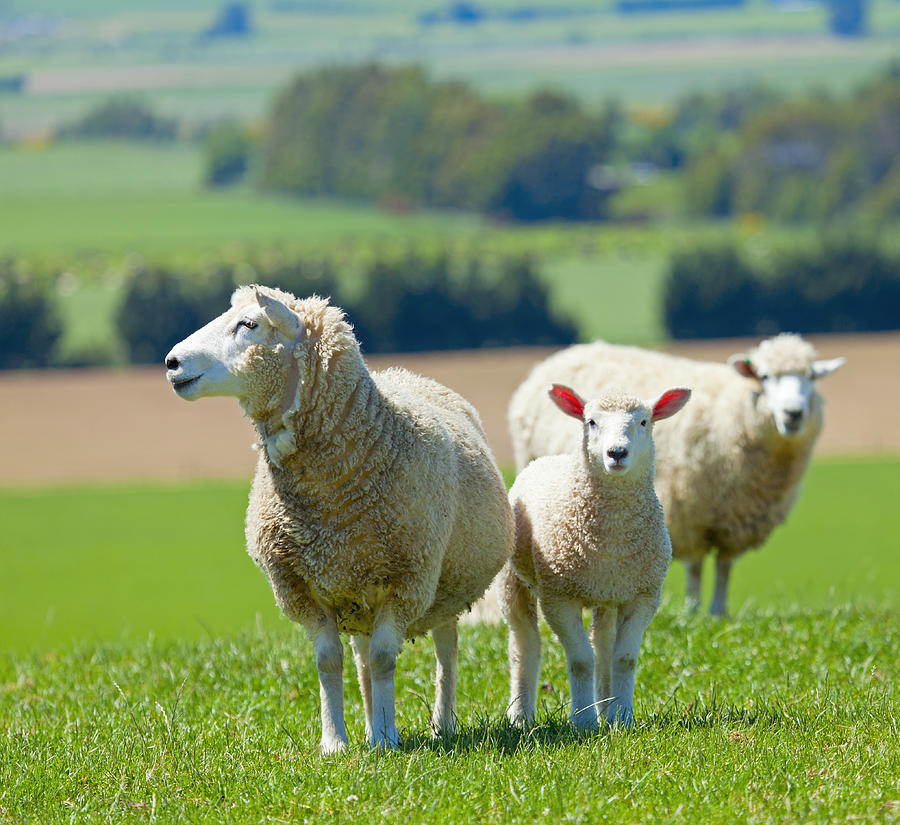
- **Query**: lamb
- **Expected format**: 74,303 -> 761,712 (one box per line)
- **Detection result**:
508,334 -> 845,616
501,383 -> 691,730
164,285 -> 513,753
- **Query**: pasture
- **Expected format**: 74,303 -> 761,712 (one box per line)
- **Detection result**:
3,0 -> 900,138
0,141 -> 826,361
1,458 -> 898,822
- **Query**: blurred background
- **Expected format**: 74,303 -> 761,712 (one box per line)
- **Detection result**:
1,0 -> 898,651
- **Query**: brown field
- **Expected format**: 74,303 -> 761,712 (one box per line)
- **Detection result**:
0,332 -> 897,487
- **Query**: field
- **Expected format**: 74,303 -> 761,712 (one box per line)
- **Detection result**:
2,4 -> 900,819
1,456 -> 898,822
3,0 -> 900,137
2,342 -> 899,820
0,140 -> 830,363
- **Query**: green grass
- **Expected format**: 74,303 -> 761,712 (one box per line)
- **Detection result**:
0,609 -> 896,822
2,457 -> 897,654
0,141 -> 826,355
1,458 -> 897,821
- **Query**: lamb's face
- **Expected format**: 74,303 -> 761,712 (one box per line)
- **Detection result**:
547,385 -> 691,477
165,288 -> 304,409
729,334 -> 845,439
582,400 -> 654,476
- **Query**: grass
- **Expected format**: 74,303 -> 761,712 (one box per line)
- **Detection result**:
0,608 -> 896,822
1,456 -> 897,654
0,141 -> 825,357
1,457 -> 897,820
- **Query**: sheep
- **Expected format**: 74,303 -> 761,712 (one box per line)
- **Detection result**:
508,334 -> 845,616
164,285 -> 514,753
501,383 -> 691,730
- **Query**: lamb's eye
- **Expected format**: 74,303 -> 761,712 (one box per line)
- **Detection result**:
641,419 -> 648,427
587,419 -> 597,429
235,319 -> 257,333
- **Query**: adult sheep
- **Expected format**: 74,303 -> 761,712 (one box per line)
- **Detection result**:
508,334 -> 845,616
165,286 -> 514,752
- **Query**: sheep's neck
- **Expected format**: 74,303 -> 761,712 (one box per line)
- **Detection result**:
574,453 -> 655,514
262,346 -> 392,505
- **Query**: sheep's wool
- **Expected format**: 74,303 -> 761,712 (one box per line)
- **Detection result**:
509,335 -> 827,564
236,287 -> 514,638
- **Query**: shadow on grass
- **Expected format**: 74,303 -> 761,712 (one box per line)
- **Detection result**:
394,696 -> 788,756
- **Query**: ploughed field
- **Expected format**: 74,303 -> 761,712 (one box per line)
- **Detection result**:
1,333 -> 898,823
0,332 -> 897,486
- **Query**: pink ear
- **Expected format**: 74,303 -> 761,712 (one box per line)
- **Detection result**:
548,384 -> 585,420
728,355 -> 758,380
652,387 -> 691,422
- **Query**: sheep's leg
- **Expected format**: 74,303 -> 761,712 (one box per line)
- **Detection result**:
590,605 -> 617,719
350,634 -> 373,742
368,609 -> 404,750
607,596 -> 657,728
431,620 -> 458,735
499,563 -> 541,726
541,596 -> 597,732
303,613 -> 348,754
685,559 -> 703,611
709,556 -> 732,617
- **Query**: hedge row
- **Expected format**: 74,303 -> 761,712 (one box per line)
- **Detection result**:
663,242 -> 900,339
117,250 -> 577,364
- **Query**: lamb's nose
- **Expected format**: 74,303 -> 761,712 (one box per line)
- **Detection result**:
607,448 -> 628,462
786,409 -> 803,423
165,355 -> 179,370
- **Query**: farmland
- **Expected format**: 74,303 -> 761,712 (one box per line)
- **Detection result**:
2,3 -> 899,821
1,457 -> 898,822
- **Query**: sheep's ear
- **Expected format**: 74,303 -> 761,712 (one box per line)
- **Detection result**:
652,387 -> 691,422
811,356 -> 846,379
548,384 -> 585,420
255,289 -> 304,340
728,353 -> 758,380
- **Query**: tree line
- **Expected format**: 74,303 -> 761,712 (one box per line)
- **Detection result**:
0,250 -> 576,369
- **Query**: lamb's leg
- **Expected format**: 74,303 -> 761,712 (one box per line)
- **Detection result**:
607,596 -> 657,728
590,605 -> 617,719
303,613 -> 348,754
709,556 -> 732,617
350,634 -> 373,742
431,620 -> 458,735
685,559 -> 703,611
368,608 -> 404,749
499,562 -> 541,726
541,596 -> 597,732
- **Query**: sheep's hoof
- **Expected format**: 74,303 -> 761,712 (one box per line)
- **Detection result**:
320,737 -> 348,755
369,731 -> 400,751
606,706 -> 634,730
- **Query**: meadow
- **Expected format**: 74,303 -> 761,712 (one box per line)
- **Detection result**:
3,0 -> 900,137
1,457 -> 898,822
0,140 -> 822,362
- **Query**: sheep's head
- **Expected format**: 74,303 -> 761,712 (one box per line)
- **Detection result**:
728,333 -> 845,439
549,384 -> 691,477
165,286 -> 308,418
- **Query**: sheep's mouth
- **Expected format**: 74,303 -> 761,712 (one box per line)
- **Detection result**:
171,374 -> 202,393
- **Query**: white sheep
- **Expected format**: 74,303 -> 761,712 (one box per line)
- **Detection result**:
164,286 -> 513,752
502,383 -> 690,730
508,334 -> 845,616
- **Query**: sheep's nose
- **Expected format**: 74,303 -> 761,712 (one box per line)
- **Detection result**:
165,355 -> 179,370
786,409 -> 803,423
607,448 -> 628,462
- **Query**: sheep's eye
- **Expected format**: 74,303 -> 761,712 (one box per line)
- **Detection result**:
587,419 -> 597,429
641,419 -> 648,427
235,319 -> 257,333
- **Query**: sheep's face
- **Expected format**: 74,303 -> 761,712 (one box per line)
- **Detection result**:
548,384 -> 691,477
165,288 -> 305,413
728,334 -> 845,439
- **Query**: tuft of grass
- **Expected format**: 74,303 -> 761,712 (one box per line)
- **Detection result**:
0,607 -> 897,823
